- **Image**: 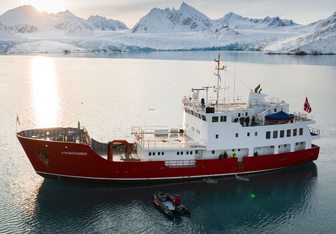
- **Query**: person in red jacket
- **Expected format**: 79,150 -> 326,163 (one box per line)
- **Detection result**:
174,194 -> 181,206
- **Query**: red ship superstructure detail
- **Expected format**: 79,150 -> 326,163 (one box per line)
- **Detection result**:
17,55 -> 320,183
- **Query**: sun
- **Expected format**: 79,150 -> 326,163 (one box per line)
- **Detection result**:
28,0 -> 65,13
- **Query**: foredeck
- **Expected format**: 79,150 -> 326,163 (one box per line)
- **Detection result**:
17,127 -> 90,144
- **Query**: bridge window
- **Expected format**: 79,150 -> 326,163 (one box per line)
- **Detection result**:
280,130 -> 285,138
238,113 -> 241,117
202,115 -> 206,121
216,134 -> 219,139
287,129 -> 291,137
255,132 -> 258,136
220,116 -> 227,122
158,152 -> 161,155
181,151 -> 183,155
293,129 -> 297,136
212,116 -> 219,122
153,152 -> 155,156
247,132 -> 250,137
212,150 -> 215,154
190,151 -> 193,155
148,152 -> 151,156
162,152 -> 164,155
177,152 -> 179,155
273,131 -> 278,138
235,133 -> 239,138
266,131 -> 271,139
195,150 -> 199,154
186,151 -> 189,155
299,128 -> 303,135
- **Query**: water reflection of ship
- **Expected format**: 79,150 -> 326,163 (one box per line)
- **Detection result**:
31,163 -> 317,232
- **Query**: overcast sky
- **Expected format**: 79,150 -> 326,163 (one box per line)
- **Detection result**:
1,0 -> 335,27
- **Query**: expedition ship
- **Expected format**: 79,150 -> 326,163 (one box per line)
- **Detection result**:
17,55 -> 320,183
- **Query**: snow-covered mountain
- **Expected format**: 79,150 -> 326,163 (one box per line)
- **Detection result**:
0,6 -> 128,35
132,3 -> 298,33
0,3 -> 334,54
216,12 -> 297,29
132,2 -> 213,33
0,5 -> 53,29
54,10 -> 94,35
264,12 -> 336,55
87,15 -> 128,31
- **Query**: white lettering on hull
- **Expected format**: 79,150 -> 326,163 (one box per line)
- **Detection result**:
61,151 -> 87,156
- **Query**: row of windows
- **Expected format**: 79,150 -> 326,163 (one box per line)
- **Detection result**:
234,132 -> 258,138
177,151 -> 193,155
149,150 -> 200,156
266,128 -> 303,139
185,108 -> 206,121
212,115 -> 227,123
148,152 -> 165,156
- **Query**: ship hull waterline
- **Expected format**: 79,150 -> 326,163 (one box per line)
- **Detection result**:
17,135 -> 320,184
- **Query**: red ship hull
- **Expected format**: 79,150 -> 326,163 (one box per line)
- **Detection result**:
17,134 -> 319,183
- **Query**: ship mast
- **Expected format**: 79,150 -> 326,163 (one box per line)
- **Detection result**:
214,54 -> 226,108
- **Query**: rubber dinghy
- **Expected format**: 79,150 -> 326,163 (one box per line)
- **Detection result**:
153,192 -> 190,218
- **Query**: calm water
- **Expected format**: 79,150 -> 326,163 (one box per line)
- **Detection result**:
0,52 -> 336,233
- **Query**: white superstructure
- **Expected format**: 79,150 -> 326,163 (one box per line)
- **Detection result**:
132,55 -> 319,163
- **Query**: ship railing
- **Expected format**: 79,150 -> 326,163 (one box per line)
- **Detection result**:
20,127 -> 90,144
248,97 -> 282,107
145,139 -> 184,148
183,97 -> 246,112
138,138 -> 206,149
309,127 -> 320,136
164,160 -> 196,168
293,112 -> 310,122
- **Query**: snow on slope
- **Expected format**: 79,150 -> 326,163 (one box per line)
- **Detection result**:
0,22 -> 21,53
216,12 -> 297,29
87,15 -> 128,31
7,24 -> 38,33
264,12 -> 336,55
131,2 -> 213,33
0,5 -> 53,29
0,6 -> 128,36
54,10 -> 95,35
55,19 -> 94,36
0,22 -> 20,40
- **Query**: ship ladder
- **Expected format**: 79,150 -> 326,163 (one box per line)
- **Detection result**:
237,161 -> 244,173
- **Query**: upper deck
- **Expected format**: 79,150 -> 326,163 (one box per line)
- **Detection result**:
131,127 -> 206,150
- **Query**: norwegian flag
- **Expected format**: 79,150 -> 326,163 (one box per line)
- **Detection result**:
304,97 -> 312,113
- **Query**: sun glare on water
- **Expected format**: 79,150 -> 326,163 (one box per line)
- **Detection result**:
31,56 -> 59,127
